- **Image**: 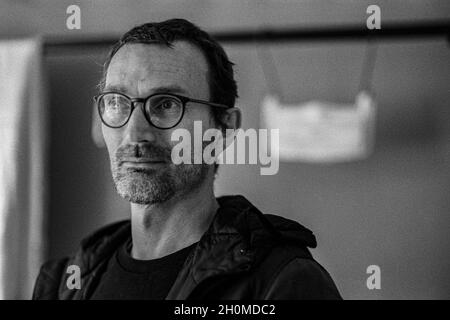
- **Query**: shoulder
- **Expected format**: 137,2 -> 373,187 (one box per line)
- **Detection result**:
32,220 -> 131,300
262,253 -> 342,300
32,257 -> 71,300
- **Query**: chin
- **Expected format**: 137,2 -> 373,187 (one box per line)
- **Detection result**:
115,174 -> 175,205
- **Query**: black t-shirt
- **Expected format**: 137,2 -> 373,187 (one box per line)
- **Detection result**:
90,238 -> 197,300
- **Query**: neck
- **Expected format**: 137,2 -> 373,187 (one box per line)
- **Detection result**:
130,175 -> 218,260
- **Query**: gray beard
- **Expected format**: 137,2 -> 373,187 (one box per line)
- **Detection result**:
111,163 -> 210,205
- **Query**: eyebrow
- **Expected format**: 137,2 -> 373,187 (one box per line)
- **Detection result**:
103,84 -> 129,94
103,85 -> 189,96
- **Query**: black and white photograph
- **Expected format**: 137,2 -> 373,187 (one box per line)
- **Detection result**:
0,0 -> 449,308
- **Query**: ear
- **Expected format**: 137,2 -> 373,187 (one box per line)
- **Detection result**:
219,107 -> 241,131
218,107 -> 241,151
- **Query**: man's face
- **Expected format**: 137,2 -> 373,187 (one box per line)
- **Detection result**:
102,41 -> 215,204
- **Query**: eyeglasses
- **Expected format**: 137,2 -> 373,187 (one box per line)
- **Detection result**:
94,92 -> 230,129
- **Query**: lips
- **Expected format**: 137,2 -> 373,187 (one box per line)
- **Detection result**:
122,160 -> 164,164
119,158 -> 166,168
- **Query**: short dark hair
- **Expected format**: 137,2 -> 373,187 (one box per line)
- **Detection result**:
99,18 -> 238,125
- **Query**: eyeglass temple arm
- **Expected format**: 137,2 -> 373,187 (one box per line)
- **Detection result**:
188,98 -> 230,109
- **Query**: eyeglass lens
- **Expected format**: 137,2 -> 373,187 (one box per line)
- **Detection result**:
99,93 -> 184,128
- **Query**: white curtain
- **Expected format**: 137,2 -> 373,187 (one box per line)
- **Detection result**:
0,38 -> 47,299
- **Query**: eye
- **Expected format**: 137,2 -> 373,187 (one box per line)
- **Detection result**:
104,95 -> 122,107
106,98 -> 119,109
109,97 -> 118,105
151,97 -> 182,114
159,98 -> 178,110
102,95 -> 130,117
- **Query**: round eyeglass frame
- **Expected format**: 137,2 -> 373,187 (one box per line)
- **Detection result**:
93,91 -> 230,130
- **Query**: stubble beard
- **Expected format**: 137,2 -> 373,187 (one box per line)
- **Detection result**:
111,161 -> 210,205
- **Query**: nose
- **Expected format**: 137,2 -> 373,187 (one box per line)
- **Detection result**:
123,103 -> 157,144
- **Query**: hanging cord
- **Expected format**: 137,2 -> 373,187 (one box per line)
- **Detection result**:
256,45 -> 285,101
253,2 -> 285,102
358,40 -> 378,93
258,40 -> 378,100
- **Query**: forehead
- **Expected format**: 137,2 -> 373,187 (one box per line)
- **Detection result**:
105,41 -> 209,97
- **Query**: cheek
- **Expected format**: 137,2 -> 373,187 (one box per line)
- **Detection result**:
178,106 -> 216,132
167,108 -> 216,158
160,131 -> 179,150
102,126 -> 122,157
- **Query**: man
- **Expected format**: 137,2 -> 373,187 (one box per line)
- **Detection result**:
33,19 -> 341,300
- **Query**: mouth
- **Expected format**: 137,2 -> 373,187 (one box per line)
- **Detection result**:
119,158 -> 166,168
